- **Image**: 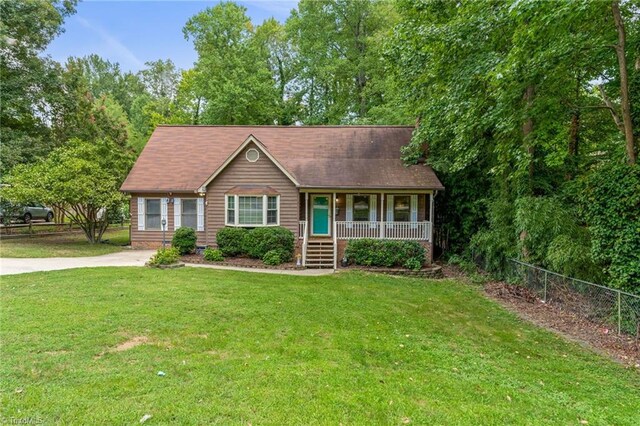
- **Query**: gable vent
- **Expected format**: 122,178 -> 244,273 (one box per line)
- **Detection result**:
246,148 -> 260,162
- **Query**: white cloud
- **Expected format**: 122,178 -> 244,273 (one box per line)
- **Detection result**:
75,16 -> 144,69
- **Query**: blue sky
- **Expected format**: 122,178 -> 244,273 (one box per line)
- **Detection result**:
45,0 -> 298,72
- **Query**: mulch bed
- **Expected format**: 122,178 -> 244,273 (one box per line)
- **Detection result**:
440,264 -> 639,368
181,254 -> 299,270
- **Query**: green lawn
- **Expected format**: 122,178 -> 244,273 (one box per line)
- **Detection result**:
1,268 -> 639,424
0,228 -> 129,258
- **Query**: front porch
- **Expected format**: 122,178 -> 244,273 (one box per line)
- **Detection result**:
298,191 -> 435,268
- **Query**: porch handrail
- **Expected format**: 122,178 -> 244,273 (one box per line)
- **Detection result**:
301,220 -> 308,265
298,220 -> 306,240
336,221 -> 431,241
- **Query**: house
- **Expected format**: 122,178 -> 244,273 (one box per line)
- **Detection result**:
120,126 -> 444,268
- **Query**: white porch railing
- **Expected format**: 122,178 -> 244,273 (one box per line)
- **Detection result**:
298,220 -> 306,239
336,221 -> 431,241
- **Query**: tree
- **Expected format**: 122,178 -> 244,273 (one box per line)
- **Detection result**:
286,0 -> 393,123
0,0 -> 77,175
2,139 -> 133,243
184,1 -> 280,124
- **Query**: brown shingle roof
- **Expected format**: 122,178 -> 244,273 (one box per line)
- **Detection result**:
120,126 -> 444,192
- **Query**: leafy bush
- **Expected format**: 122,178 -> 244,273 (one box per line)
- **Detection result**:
470,198 -> 517,277
262,249 -> 287,266
203,247 -> 224,262
345,239 -> 425,268
216,227 -> 248,257
172,227 -> 197,255
576,163 -> 640,293
148,247 -> 180,266
242,227 -> 294,260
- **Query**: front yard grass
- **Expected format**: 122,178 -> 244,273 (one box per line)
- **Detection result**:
1,268 -> 639,424
0,228 -> 129,258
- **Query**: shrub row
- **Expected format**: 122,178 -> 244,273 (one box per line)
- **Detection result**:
216,226 -> 295,264
344,239 -> 425,270
172,227 -> 197,255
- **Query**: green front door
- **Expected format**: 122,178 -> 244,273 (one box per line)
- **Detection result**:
312,195 -> 330,235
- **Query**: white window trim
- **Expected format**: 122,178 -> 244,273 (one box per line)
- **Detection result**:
142,198 -> 163,230
174,197 -> 182,230
137,197 -> 145,230
225,194 -> 280,227
197,198 -> 205,231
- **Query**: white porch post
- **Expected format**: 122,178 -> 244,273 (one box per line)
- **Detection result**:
429,191 -> 436,243
333,192 -> 337,269
380,192 -> 385,238
303,192 -> 309,266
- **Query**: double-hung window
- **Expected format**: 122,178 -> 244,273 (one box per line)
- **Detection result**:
393,195 -> 411,222
352,195 -> 370,221
226,194 -> 279,226
267,196 -> 278,225
145,199 -> 161,229
181,199 -> 197,229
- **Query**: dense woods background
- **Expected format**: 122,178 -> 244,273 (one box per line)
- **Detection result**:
1,0 -> 639,293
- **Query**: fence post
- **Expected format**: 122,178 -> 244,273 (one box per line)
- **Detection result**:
543,271 -> 548,302
29,222 -> 33,237
617,291 -> 621,335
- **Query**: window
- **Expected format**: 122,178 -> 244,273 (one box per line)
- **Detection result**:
226,194 -> 279,226
181,199 -> 197,230
146,199 -> 161,229
246,148 -> 260,162
227,196 -> 235,225
239,196 -> 263,225
267,196 -> 278,224
393,196 -> 411,222
352,195 -> 370,221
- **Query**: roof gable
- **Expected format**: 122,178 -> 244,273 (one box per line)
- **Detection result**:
197,135 -> 299,192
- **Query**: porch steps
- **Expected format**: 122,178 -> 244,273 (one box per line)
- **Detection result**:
305,240 -> 334,268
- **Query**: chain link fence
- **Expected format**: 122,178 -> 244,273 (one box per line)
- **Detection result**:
508,259 -> 640,336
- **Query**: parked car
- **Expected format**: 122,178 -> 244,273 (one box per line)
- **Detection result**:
0,203 -> 54,223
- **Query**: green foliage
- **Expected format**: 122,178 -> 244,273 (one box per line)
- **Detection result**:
216,227 -> 248,257
203,247 -> 224,262
262,249 -> 287,266
1,138 -> 132,244
470,199 -> 518,277
148,247 -> 180,266
184,2 -> 280,124
345,239 -> 425,269
576,163 -> 640,293
172,227 -> 197,255
242,227 -> 295,260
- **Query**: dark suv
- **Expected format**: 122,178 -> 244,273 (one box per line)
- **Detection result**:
0,204 -> 54,223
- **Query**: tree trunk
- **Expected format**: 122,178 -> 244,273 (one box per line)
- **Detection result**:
566,110 -> 580,180
612,0 -> 636,164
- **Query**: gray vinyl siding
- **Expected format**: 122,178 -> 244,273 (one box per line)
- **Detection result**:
205,142 -> 300,244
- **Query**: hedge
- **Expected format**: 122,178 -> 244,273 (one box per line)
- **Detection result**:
216,227 -> 248,256
242,226 -> 295,260
171,227 -> 197,255
344,239 -> 425,270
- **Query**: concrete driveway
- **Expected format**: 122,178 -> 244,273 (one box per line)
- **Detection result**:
0,250 -> 155,276
0,251 -> 335,277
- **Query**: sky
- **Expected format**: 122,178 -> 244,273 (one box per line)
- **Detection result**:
45,0 -> 299,73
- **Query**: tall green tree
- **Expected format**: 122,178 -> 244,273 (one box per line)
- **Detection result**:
184,2 -> 279,124
286,0 -> 393,123
0,0 -> 77,175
